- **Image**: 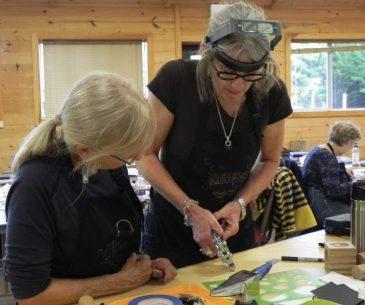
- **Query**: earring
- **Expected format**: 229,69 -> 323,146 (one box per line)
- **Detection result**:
82,164 -> 89,184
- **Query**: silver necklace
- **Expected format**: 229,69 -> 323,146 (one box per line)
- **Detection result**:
214,95 -> 240,151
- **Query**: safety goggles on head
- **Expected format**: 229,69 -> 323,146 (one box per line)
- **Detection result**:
204,18 -> 282,73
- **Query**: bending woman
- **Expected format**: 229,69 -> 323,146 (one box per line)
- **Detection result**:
137,1 -> 293,267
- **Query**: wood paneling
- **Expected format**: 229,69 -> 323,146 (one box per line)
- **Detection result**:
285,116 -> 365,158
0,0 -> 365,172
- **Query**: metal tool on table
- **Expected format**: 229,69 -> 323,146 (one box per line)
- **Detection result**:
211,230 -> 235,271
210,259 -> 279,304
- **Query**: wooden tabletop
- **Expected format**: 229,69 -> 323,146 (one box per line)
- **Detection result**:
87,230 -> 348,305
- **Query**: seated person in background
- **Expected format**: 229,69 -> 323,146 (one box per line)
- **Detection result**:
302,121 -> 362,227
4,72 -> 177,305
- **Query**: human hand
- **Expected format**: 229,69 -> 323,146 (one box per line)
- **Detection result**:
188,204 -> 223,258
213,200 -> 241,241
115,252 -> 152,290
346,167 -> 355,177
151,258 -> 177,283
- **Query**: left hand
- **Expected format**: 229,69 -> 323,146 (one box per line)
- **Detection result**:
346,167 -> 355,177
150,258 -> 177,283
213,200 -> 241,241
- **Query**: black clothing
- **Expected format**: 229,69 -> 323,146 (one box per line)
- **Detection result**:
4,155 -> 143,299
142,59 -> 293,267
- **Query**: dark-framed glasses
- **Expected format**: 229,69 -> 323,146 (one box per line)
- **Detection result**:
212,64 -> 265,82
110,155 -> 135,165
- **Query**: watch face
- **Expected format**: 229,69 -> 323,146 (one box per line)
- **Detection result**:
238,198 -> 246,205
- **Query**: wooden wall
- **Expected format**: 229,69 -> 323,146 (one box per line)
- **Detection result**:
0,0 -> 365,172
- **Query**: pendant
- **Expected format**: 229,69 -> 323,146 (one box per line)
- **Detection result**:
225,139 -> 232,151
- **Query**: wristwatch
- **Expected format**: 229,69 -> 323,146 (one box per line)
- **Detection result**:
235,197 -> 247,221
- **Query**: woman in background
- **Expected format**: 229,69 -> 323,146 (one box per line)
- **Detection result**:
302,121 -> 361,226
4,72 -> 176,305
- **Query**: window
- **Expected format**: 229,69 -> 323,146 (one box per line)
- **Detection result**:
291,41 -> 365,111
39,40 -> 147,120
182,43 -> 200,60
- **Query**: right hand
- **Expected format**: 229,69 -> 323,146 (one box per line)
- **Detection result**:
114,252 -> 152,290
188,204 -> 223,257
213,200 -> 241,241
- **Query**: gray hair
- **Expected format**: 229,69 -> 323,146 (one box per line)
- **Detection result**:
12,71 -> 155,172
329,121 -> 362,146
196,1 -> 280,106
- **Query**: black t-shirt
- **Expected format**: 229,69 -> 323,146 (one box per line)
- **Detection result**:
143,59 -> 293,267
4,155 -> 143,299
148,59 -> 293,181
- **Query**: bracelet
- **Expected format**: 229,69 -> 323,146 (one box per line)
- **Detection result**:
235,197 -> 247,221
182,198 -> 199,227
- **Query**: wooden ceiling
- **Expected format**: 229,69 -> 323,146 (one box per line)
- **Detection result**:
0,0 -> 364,9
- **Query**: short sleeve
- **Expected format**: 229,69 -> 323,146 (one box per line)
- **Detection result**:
267,79 -> 293,124
148,59 -> 195,115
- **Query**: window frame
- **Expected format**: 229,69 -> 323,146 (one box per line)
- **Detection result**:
286,33 -> 365,118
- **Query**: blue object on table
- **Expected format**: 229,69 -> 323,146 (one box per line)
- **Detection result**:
210,258 -> 279,297
128,294 -> 183,305
252,258 -> 278,280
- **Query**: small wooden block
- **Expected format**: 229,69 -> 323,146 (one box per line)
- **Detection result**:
352,264 -> 365,280
357,252 -> 365,264
325,241 -> 356,251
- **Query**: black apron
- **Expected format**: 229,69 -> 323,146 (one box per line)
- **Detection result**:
143,97 -> 263,268
53,170 -> 143,278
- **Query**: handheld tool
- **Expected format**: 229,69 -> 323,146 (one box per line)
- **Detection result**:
212,230 -> 235,271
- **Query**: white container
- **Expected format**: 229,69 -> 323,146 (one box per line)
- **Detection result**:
352,144 -> 360,168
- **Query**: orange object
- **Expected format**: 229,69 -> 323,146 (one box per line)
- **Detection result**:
109,284 -> 232,305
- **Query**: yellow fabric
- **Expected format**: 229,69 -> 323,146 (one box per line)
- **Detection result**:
256,166 -> 317,240
294,204 -> 317,232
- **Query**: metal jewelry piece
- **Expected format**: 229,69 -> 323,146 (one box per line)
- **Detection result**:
214,94 -> 240,151
82,164 -> 89,184
182,198 -> 200,227
235,197 -> 247,221
200,248 -> 214,257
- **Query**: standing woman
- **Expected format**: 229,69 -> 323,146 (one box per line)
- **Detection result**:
302,121 -> 362,226
4,72 -> 176,305
137,1 -> 293,268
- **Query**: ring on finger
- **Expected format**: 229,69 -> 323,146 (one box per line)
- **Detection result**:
200,248 -> 214,257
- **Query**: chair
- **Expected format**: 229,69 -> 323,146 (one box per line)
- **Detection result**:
281,156 -> 309,202
254,166 -> 317,245
253,187 -> 275,246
